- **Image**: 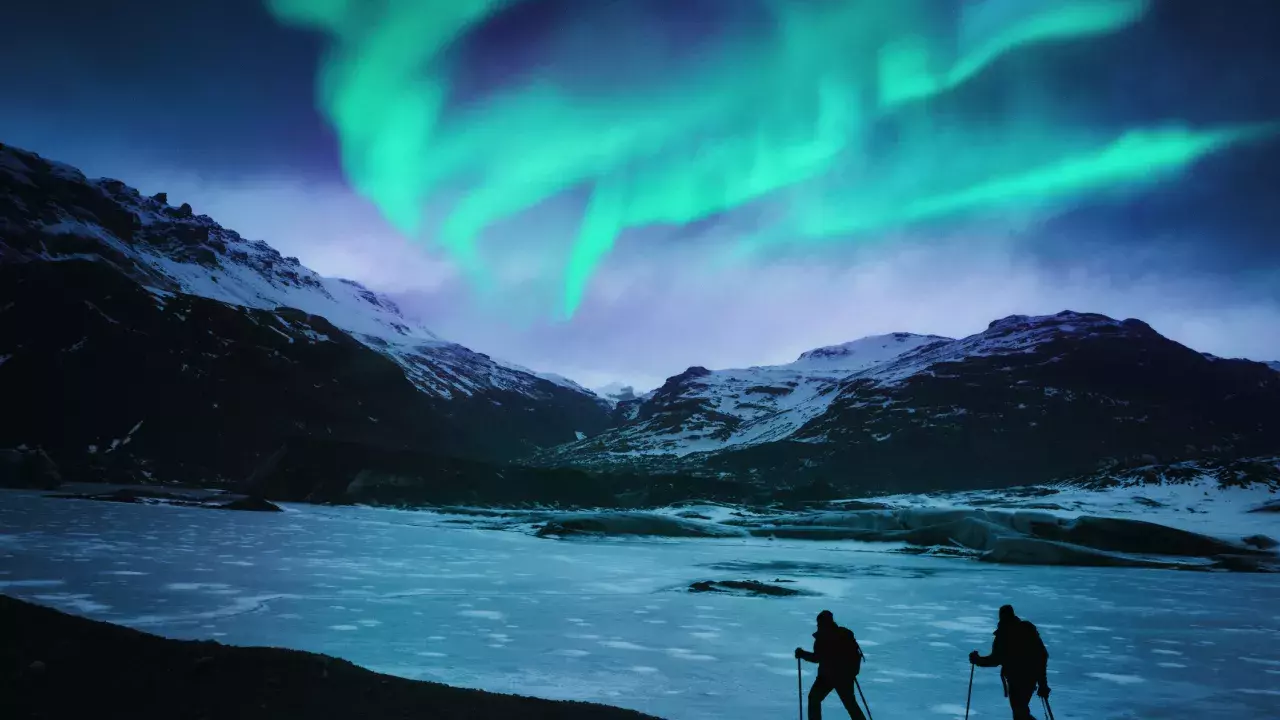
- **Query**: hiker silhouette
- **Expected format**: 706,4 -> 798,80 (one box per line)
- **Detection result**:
795,610 -> 866,720
969,605 -> 1051,720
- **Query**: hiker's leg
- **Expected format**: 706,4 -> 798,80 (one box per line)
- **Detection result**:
808,676 -> 834,720
1007,682 -> 1037,720
834,683 -> 867,720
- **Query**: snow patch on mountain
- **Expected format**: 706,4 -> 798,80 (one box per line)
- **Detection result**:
146,243 -> 442,346
534,372 -> 590,393
547,332 -> 950,459
793,333 -> 953,369
488,357 -> 600,396
1266,361 -> 1280,373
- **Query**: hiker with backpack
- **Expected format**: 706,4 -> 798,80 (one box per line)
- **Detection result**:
795,610 -> 867,720
969,605 -> 1051,720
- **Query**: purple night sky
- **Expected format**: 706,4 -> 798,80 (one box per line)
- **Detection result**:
3,0 -> 1278,391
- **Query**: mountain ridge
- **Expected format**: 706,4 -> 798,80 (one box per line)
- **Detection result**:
0,142 -> 612,485
3,141 -> 1278,501
543,310 -> 1280,495
0,143 -> 607,404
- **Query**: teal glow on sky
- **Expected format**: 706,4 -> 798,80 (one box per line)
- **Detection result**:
268,0 -> 1275,319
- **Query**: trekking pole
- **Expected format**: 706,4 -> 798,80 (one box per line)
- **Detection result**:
796,658 -> 802,720
1042,694 -> 1056,720
855,678 -> 874,720
964,663 -> 975,720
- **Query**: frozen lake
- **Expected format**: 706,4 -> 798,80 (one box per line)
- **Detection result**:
1,491 -> 1278,719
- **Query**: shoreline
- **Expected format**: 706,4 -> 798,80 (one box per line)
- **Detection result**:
0,594 -> 662,720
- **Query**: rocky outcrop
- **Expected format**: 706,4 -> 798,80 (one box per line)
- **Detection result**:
50,487 -> 282,512
536,512 -> 748,539
688,580 -> 809,597
0,448 -> 61,489
218,496 -> 283,512
1242,534 -> 1278,550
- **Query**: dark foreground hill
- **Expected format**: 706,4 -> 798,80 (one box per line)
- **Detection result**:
0,595 -> 661,720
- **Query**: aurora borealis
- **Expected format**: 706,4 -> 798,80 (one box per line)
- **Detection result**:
267,0 -> 1274,318
4,0 -> 1279,387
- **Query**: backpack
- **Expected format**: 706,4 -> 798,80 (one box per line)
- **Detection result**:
839,627 -> 864,674
1012,620 -> 1049,671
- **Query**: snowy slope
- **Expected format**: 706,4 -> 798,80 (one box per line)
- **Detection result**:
1267,360 -> 1280,373
831,311 -> 1132,389
488,357 -> 601,398
0,143 -> 596,403
544,332 -> 949,459
773,312 -> 1177,444
546,311 -> 1280,497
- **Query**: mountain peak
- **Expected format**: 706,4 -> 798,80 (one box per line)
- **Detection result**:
796,332 -> 952,365
974,311 -> 1160,356
986,310 -> 1121,331
984,310 -> 1156,335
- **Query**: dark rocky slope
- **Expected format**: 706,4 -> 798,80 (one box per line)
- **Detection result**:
0,595 -> 661,720
245,437 -> 620,507
0,142 -> 611,491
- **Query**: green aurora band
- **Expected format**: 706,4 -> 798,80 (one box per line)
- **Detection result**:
268,0 -> 1275,318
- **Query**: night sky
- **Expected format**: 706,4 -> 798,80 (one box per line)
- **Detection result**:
3,0 -> 1279,390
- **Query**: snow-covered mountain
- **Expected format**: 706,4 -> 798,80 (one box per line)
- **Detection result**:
1267,360 -> 1280,373
0,145 -> 603,405
545,333 -> 948,458
543,311 -> 1280,495
0,142 -> 611,485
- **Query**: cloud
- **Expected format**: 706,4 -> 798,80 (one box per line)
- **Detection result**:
272,0 -> 1275,322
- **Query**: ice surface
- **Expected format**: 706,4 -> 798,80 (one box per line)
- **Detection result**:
853,474 -> 1280,538
0,491 -> 1277,719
